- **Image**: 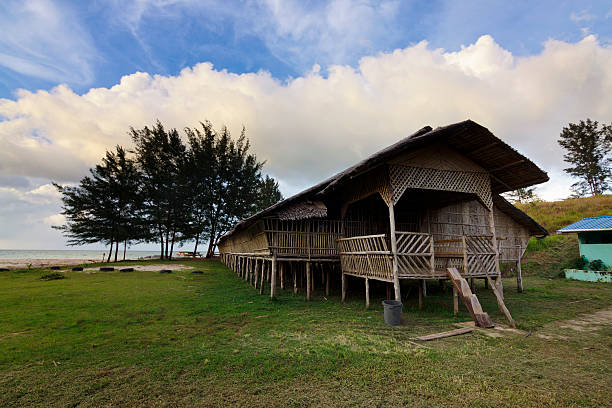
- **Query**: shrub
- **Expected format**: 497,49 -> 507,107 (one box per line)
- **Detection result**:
588,259 -> 607,271
566,255 -> 589,270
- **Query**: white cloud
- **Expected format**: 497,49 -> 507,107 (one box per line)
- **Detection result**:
570,9 -> 597,22
0,35 -> 611,205
43,213 -> 65,226
0,0 -> 96,85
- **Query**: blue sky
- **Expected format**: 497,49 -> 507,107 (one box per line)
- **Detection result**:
0,0 -> 611,250
1,0 -> 610,98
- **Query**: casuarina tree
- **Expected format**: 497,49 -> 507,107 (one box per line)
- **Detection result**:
558,119 -> 611,197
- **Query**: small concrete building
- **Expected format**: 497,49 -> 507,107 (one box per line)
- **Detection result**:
558,215 -> 612,268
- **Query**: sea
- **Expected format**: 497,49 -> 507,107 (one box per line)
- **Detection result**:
0,249 -> 161,260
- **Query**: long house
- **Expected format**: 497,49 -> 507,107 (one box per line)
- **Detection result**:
218,120 -> 548,308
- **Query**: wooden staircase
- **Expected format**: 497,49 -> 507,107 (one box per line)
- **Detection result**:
446,267 -> 495,328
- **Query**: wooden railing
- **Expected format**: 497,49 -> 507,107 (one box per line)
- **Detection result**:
337,234 -> 393,281
337,232 -> 435,280
434,235 -> 498,276
395,232 -> 435,278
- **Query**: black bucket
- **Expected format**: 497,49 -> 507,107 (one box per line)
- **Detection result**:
382,300 -> 402,326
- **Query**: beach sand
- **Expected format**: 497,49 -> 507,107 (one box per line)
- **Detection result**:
0,258 -> 101,269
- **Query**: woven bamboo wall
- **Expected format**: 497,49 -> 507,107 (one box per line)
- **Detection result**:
217,220 -> 270,255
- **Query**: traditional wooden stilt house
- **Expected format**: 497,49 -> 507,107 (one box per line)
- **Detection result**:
219,120 -> 548,311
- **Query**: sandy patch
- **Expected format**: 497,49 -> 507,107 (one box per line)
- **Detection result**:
0,259 -> 98,269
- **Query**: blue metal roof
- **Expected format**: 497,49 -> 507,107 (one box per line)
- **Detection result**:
558,215 -> 612,233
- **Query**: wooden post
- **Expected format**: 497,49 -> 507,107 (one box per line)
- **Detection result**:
516,260 -> 523,293
422,279 -> 427,297
484,278 -> 489,289
341,273 -> 347,302
280,262 -> 285,290
259,261 -> 265,295
325,268 -> 330,297
270,254 -> 277,299
386,283 -> 392,300
470,277 -> 475,293
488,206 -> 503,300
453,286 -> 458,316
365,277 -> 370,308
388,203 -> 401,301
418,282 -> 423,310
306,262 -> 311,301
293,264 -> 298,294
254,259 -> 259,288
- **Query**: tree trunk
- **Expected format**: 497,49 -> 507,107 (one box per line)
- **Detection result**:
159,228 -> 164,260
123,241 -> 127,261
107,237 -> 114,263
114,240 -> 119,262
193,232 -> 200,257
169,229 -> 176,260
206,224 -> 216,258
165,229 -> 170,260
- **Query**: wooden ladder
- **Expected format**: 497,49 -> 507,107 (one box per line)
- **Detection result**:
446,268 -> 494,328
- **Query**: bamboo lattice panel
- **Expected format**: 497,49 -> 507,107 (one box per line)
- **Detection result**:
465,235 -> 498,276
337,235 -> 393,281
389,165 -> 492,209
396,232 -> 435,277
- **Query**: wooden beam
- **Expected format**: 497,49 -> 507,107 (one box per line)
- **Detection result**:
325,268 -> 330,297
415,327 -> 473,342
341,273 -> 347,302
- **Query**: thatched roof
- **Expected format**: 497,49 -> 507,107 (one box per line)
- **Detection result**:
220,120 -> 548,242
492,195 -> 548,237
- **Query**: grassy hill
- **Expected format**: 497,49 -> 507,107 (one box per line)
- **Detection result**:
516,194 -> 612,232
516,194 -> 612,277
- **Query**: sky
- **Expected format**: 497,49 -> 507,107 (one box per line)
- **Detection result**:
0,0 -> 611,250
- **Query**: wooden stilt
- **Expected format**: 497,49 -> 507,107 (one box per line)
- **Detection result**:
270,255 -> 277,299
453,286 -> 458,316
470,277 -> 475,293
325,269 -> 330,297
484,278 -> 489,289
254,259 -> 259,288
259,261 -> 265,295
516,260 -> 523,293
293,264 -> 298,294
386,283 -> 392,300
388,203 -> 401,301
306,262 -> 311,301
422,279 -> 427,297
418,282 -> 423,310
341,273 -> 347,302
365,277 -> 370,308
280,262 -> 285,290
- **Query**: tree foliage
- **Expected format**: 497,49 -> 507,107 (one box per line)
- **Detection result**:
54,146 -> 143,262
54,120 -> 282,260
558,119 -> 611,197
503,187 -> 540,204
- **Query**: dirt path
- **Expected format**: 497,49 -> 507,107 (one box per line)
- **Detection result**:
537,307 -> 612,340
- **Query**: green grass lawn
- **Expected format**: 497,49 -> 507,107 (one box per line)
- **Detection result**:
1,260 -> 611,407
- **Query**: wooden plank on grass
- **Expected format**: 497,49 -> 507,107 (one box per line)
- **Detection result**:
415,327 -> 474,341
